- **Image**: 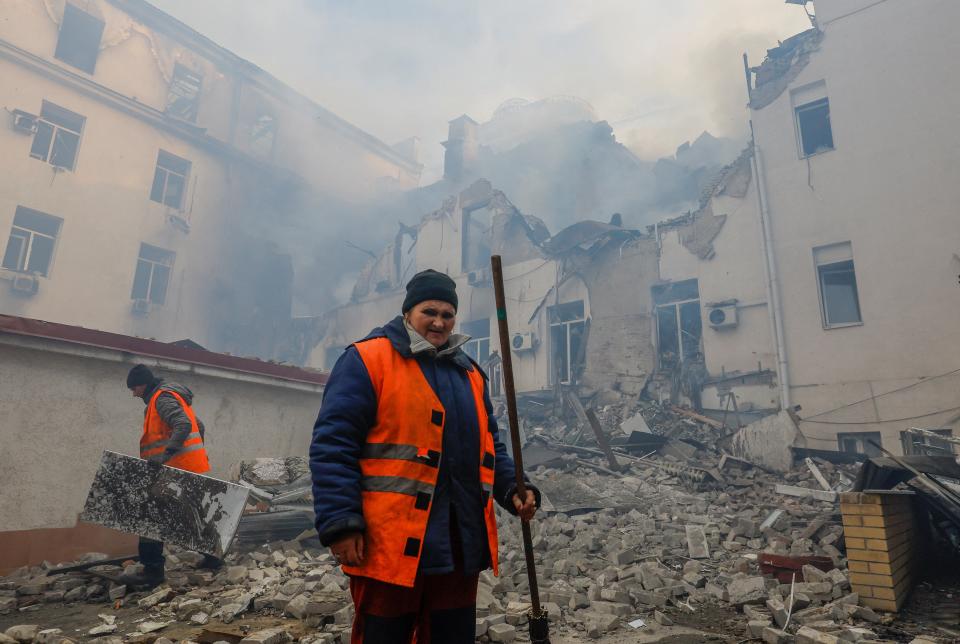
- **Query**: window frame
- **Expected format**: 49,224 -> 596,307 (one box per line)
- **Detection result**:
837,432 -> 882,457
795,97 -> 835,159
53,3 -> 105,74
165,63 -> 203,123
900,429 -> 955,456
131,243 -> 175,306
29,101 -> 85,171
813,244 -> 863,330
548,300 -> 586,386
652,279 -> 703,370
1,207 -> 63,277
461,318 -> 491,366
150,150 -> 191,210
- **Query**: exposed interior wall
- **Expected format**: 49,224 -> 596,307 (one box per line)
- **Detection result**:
751,0 -> 960,453
574,237 -> 659,399
0,336 -> 323,534
657,164 -> 778,413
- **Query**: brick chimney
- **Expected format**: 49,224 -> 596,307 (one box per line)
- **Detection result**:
442,114 -> 479,181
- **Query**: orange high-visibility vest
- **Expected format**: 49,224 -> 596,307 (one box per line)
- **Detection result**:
342,336 -> 499,588
140,389 -> 210,474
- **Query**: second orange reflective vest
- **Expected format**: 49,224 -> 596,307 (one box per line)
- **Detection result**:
140,388 -> 210,474
341,336 -> 499,588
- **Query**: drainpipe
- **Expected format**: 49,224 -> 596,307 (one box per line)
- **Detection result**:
750,122 -> 791,409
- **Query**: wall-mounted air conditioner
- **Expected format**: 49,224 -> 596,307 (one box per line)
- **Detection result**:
707,304 -> 738,329
11,274 -> 39,295
12,110 -> 38,134
132,299 -> 152,315
511,332 -> 535,352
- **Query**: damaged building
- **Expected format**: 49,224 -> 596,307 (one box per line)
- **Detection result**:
310,178 -> 661,405
310,0 -> 960,462
0,0 -> 422,357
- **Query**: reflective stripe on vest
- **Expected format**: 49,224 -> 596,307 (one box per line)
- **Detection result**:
341,336 -> 499,588
140,389 -> 210,474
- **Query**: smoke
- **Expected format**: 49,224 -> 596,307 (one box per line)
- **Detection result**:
142,0 -> 810,359
151,0 -> 810,177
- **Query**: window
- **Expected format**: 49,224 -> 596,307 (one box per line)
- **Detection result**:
462,205 -> 492,272
30,102 -> 85,171
54,3 -> 104,74
838,432 -> 882,457
901,429 -> 955,456
166,64 -> 202,122
2,207 -> 62,276
814,243 -> 862,327
150,151 -> 191,209
548,300 -> 586,385
796,98 -> 834,157
131,243 -> 175,305
461,318 -> 491,365
653,279 -> 702,369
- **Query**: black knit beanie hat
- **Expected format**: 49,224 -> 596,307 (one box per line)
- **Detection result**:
126,364 -> 155,389
402,269 -> 458,313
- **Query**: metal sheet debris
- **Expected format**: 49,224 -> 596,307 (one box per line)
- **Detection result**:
80,451 -> 249,557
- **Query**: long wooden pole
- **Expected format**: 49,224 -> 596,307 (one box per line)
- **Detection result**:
490,255 -> 544,620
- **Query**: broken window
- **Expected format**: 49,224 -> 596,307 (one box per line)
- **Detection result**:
814,243 -> 862,327
54,3 -> 104,74
653,279 -> 702,370
901,429 -> 955,456
30,102 -> 85,171
249,112 -> 277,158
462,205 -> 492,272
796,98 -> 834,157
166,64 -> 202,122
150,151 -> 191,209
131,243 -> 175,305
2,207 -> 62,276
838,432 -> 882,457
549,300 -> 586,385
461,318 -> 491,365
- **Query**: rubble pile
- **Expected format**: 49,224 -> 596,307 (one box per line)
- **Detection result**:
0,408 -> 947,643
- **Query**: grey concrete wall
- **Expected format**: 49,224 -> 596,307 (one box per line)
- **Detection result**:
0,338 -> 323,532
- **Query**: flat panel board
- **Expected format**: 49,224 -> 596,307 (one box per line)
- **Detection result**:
80,451 -> 249,557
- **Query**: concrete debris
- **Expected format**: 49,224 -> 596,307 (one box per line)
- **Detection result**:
0,405 -> 949,642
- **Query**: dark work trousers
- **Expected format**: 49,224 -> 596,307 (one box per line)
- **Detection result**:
138,536 -> 165,572
138,537 -> 222,572
348,520 -> 479,644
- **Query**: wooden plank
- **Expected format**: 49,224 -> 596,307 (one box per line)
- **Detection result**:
669,406 -> 725,429
584,408 -> 621,472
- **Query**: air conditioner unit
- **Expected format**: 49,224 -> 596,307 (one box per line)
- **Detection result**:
511,332 -> 535,352
11,274 -> 38,295
132,298 -> 152,315
12,110 -> 38,134
467,268 -> 490,286
707,304 -> 738,329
